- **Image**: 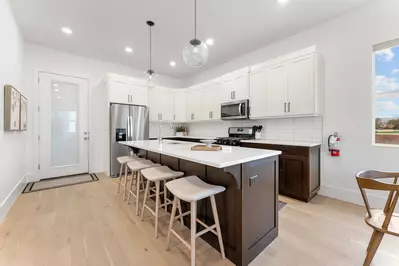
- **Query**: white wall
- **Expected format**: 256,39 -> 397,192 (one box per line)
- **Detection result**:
185,0 -> 399,207
23,44 -> 185,176
0,0 -> 25,222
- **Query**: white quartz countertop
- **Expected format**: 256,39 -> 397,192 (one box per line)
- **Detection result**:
119,140 -> 281,168
241,139 -> 322,147
151,136 -> 218,140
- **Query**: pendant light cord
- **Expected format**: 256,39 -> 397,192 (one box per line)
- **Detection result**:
149,25 -> 152,70
194,0 -> 197,39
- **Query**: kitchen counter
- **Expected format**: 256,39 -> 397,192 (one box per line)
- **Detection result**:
151,135 -> 218,140
241,139 -> 322,147
118,139 -> 280,266
119,140 -> 281,168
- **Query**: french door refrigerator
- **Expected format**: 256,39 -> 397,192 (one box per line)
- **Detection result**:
110,103 -> 149,177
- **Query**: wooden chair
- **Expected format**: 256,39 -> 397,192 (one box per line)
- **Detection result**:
356,170 -> 399,266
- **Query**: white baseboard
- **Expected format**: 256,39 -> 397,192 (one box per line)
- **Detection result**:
0,175 -> 26,223
319,184 -> 389,209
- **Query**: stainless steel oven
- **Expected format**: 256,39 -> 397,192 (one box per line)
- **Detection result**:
221,99 -> 249,120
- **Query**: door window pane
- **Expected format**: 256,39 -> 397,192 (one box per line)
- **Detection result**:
51,80 -> 80,166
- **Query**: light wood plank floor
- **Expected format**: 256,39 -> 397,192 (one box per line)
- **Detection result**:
0,173 -> 398,266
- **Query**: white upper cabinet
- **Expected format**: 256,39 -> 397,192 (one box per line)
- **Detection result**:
201,82 -> 222,121
221,68 -> 250,103
248,46 -> 320,119
286,53 -> 315,116
249,67 -> 267,118
173,90 -> 187,122
265,63 -> 287,117
186,87 -> 202,121
148,87 -> 174,122
108,80 -> 147,106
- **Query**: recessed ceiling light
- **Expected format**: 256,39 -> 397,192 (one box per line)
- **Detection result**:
170,61 -> 176,67
61,27 -> 73,35
53,83 -> 59,87
57,96 -> 61,99
54,89 -> 59,92
125,46 -> 133,53
205,38 -> 214,46
278,0 -> 289,5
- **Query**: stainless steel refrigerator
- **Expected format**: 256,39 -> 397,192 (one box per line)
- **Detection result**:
110,103 -> 149,177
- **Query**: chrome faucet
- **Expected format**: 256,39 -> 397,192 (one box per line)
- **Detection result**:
158,120 -> 173,144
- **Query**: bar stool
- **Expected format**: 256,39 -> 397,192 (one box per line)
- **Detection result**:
140,166 -> 184,238
117,155 -> 144,200
126,159 -> 161,215
165,175 -> 226,266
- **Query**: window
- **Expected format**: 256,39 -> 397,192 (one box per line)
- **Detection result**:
373,39 -> 399,145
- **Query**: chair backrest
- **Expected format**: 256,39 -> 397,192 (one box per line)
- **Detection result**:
356,170 -> 399,224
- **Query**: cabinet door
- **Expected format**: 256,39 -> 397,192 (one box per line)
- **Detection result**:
287,54 -> 315,115
129,85 -> 147,106
280,155 -> 307,199
266,63 -> 287,117
249,70 -> 267,118
186,88 -> 201,121
108,81 -> 131,104
174,90 -> 186,122
148,89 -> 161,121
161,90 -> 174,121
232,75 -> 249,101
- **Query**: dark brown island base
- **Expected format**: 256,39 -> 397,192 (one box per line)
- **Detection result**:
122,141 -> 281,266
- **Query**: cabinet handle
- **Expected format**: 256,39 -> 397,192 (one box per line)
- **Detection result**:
211,111 -> 213,119
230,91 -> 233,100
233,91 -> 236,100
160,113 -> 163,120
288,102 -> 291,113
128,95 -> 130,102
174,114 -> 176,121
249,175 -> 258,187
284,103 -> 287,113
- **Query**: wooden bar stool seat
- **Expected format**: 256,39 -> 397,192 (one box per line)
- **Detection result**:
140,166 -> 184,238
165,175 -> 226,266
117,155 -> 144,199
126,160 -> 161,215
356,170 -> 399,266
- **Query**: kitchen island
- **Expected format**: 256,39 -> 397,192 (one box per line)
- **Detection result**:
119,140 -> 281,266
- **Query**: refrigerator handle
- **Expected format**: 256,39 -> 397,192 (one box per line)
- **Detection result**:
126,116 -> 130,141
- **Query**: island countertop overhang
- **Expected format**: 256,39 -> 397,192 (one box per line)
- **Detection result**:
118,140 -> 281,169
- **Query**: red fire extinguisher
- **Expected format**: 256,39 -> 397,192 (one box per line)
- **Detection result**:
328,132 -> 341,157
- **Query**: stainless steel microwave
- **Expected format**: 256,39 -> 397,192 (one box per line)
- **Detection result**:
221,99 -> 249,120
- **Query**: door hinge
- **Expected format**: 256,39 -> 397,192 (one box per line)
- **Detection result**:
38,164 -> 41,170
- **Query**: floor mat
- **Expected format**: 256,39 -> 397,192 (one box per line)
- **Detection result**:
23,173 -> 99,193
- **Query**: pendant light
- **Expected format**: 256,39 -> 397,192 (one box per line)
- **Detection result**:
182,0 -> 209,68
146,21 -> 157,88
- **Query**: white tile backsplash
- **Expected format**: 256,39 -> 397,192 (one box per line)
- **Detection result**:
187,116 -> 323,143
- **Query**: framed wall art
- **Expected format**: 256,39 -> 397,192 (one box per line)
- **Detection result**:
20,95 -> 28,131
4,85 -> 21,131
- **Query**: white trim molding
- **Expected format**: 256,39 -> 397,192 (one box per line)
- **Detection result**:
0,175 -> 26,223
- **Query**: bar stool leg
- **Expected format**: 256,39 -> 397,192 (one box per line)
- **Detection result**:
210,195 -> 225,260
123,164 -> 129,200
155,181 -> 161,238
164,181 -> 168,211
166,197 -> 178,250
135,172 -> 141,216
117,163 -> 123,193
177,199 -> 184,225
141,180 -> 150,221
190,201 -> 197,266
127,171 -> 135,204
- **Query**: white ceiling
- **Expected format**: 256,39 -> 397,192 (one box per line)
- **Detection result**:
11,0 -> 370,79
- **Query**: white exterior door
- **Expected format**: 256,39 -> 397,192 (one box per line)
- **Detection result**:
38,73 -> 89,179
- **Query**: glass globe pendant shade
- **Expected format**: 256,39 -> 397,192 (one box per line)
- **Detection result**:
183,39 -> 209,68
145,69 -> 157,88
